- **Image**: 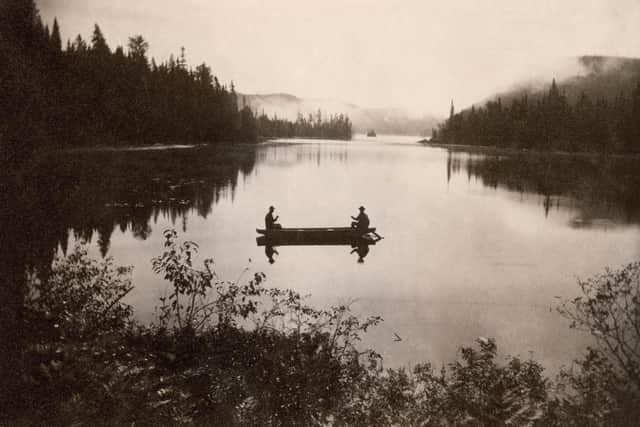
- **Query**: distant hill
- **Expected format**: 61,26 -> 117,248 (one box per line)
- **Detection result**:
435,55 -> 640,153
238,93 -> 441,136
475,55 -> 640,108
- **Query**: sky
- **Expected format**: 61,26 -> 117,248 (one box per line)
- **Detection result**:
37,0 -> 640,116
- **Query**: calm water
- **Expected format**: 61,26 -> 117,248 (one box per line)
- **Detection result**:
54,135 -> 640,371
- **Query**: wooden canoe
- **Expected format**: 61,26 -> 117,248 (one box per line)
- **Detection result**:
256,227 -> 382,246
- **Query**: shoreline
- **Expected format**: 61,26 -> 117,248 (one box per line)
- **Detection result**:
37,136 -> 357,154
419,140 -> 640,159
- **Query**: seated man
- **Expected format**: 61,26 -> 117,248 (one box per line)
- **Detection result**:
265,206 -> 282,229
350,206 -> 370,230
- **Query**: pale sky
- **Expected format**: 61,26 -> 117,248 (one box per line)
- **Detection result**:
38,0 -> 640,116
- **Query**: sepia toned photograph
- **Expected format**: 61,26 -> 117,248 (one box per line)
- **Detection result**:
1,0 -> 639,424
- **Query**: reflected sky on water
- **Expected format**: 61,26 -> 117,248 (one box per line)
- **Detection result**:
47,135 -> 640,371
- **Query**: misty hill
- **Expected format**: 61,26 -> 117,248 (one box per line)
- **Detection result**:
476,56 -> 640,108
436,55 -> 640,153
239,93 -> 440,136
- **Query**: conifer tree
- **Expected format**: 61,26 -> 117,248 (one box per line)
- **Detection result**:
91,24 -> 110,56
50,18 -> 61,51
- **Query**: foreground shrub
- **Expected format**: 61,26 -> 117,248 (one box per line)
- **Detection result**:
550,262 -> 640,425
12,232 -> 384,425
338,338 -> 549,426
10,233 -> 640,426
21,246 -> 144,423
148,229 -> 383,424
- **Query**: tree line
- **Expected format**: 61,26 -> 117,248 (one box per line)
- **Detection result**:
0,1 -> 351,165
254,110 -> 352,140
434,79 -> 640,153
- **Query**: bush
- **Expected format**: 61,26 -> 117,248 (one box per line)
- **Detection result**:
149,229 -> 384,424
338,338 -> 549,426
11,233 -> 640,426
21,245 -> 143,423
551,262 -> 640,425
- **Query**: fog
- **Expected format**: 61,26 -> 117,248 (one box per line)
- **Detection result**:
37,0 -> 640,116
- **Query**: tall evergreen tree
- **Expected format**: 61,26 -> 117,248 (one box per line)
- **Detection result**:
90,24 -> 110,56
50,18 -> 61,51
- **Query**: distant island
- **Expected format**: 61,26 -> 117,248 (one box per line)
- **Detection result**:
366,130 -> 377,137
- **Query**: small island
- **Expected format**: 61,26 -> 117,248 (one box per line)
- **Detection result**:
366,130 -> 377,137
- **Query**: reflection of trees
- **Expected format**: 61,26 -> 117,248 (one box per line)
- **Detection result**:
24,146 -> 256,265
446,151 -> 462,183
451,151 -> 640,223
256,144 -> 349,167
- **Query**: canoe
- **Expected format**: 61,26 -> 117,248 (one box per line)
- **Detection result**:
257,226 -> 376,235
256,227 -> 382,246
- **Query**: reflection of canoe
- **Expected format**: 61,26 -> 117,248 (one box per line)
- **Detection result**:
256,227 -> 382,246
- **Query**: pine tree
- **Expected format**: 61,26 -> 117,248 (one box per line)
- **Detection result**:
91,24 -> 110,55
72,34 -> 87,52
50,18 -> 61,51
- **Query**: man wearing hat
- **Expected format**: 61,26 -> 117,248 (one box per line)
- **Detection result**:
265,206 -> 282,229
350,206 -> 370,230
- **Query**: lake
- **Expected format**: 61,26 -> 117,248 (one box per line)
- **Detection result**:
38,135 -> 640,371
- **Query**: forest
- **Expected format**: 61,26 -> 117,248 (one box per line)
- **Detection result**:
434,79 -> 640,153
0,0 -> 351,166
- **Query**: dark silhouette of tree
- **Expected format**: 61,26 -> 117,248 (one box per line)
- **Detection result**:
0,0 -> 51,164
127,35 -> 149,63
0,0 -> 353,155
90,24 -> 110,56
252,109 -> 352,140
239,105 -> 258,142
50,18 -> 61,52
631,82 -> 640,152
436,78 -> 640,154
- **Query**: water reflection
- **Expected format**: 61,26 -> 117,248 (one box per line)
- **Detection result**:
265,245 -> 279,264
446,150 -> 640,226
256,142 -> 349,167
12,143 -> 640,278
350,241 -> 370,263
3,139 -> 640,378
12,146 -> 256,274
257,235 -> 377,263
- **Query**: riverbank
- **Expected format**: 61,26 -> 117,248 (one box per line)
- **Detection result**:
420,140 -> 640,159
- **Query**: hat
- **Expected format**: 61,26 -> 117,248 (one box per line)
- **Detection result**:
269,206 -> 275,211
359,206 -> 365,211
